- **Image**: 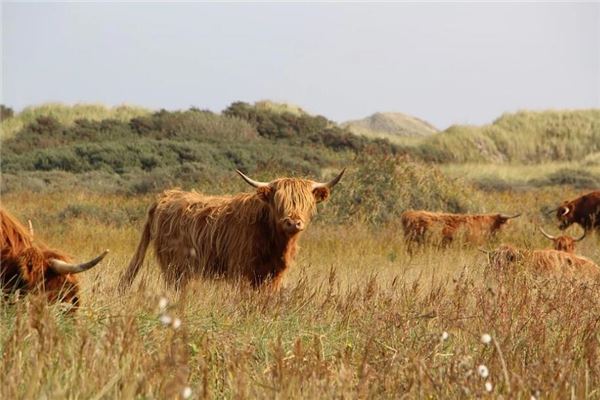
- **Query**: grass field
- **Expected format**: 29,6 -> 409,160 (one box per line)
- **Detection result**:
2,184 -> 600,398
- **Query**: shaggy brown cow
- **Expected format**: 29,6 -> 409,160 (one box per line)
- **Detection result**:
1,208 -> 108,307
400,210 -> 521,248
485,244 -> 599,280
538,227 -> 585,253
554,191 -> 600,233
118,169 -> 344,291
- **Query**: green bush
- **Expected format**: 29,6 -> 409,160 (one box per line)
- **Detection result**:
323,153 -> 480,224
530,168 -> 600,189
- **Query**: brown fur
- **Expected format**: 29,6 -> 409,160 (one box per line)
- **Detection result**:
556,191 -> 600,232
119,177 -> 334,291
1,208 -> 80,306
488,244 -> 600,280
546,236 -> 578,253
401,210 -> 516,248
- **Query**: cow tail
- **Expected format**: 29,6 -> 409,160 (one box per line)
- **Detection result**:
118,202 -> 157,293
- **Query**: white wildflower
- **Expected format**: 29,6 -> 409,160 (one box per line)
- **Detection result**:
441,331 -> 449,341
182,386 -> 192,399
172,318 -> 182,329
158,296 -> 169,311
481,333 -> 492,345
159,314 -> 172,326
485,381 -> 493,392
477,364 -> 489,378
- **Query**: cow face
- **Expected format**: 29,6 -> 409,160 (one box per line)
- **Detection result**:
538,226 -> 584,253
553,237 -> 576,253
42,270 -> 80,307
236,169 -> 344,236
16,247 -> 81,307
556,203 -> 575,230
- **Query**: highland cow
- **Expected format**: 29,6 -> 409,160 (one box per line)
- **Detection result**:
538,226 -> 585,253
118,169 -> 344,291
553,191 -> 600,233
1,208 -> 108,307
400,210 -> 521,248
486,244 -> 599,280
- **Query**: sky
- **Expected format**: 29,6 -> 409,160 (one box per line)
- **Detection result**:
2,2 -> 599,129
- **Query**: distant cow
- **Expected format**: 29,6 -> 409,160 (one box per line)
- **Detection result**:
118,169 -> 344,292
538,227 -> 585,253
486,244 -> 599,280
1,208 -> 108,307
554,191 -> 600,233
401,211 -> 521,248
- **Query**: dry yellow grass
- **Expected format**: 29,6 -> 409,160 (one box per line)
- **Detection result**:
1,188 -> 600,398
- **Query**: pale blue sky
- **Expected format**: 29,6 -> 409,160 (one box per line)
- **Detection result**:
2,2 -> 599,128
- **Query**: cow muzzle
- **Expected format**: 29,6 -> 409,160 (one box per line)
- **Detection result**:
282,218 -> 305,234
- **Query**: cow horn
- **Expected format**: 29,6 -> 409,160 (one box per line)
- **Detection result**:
546,207 -> 558,215
312,168 -> 346,190
49,250 -> 109,275
235,169 -> 269,188
537,226 -> 556,240
574,230 -> 586,242
561,207 -> 570,216
500,213 -> 521,219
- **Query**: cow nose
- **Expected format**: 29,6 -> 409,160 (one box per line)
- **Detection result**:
284,218 -> 304,232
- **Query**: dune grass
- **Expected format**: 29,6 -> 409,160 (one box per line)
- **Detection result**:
0,103 -> 151,140
2,184 -> 600,399
441,161 -> 600,191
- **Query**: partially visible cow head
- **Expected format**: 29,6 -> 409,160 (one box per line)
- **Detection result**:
16,246 -> 108,308
556,201 -> 576,230
236,169 -> 345,236
538,226 -> 585,253
1,208 -> 108,309
492,213 -> 521,231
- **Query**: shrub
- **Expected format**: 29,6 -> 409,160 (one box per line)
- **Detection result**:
0,105 -> 14,121
324,153 -> 480,224
530,168 -> 600,189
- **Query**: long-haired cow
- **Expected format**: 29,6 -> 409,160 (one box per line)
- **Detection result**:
553,191 -> 600,233
1,208 -> 108,307
485,244 -> 599,280
538,226 -> 585,253
118,169 -> 344,291
401,210 -> 521,248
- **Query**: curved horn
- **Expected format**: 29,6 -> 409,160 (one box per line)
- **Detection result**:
235,169 -> 269,188
49,250 -> 109,275
500,213 -> 521,219
574,230 -> 586,242
312,168 -> 346,190
561,206 -> 570,216
537,226 -> 556,240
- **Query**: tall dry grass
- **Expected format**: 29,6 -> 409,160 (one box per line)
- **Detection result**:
1,185 -> 600,398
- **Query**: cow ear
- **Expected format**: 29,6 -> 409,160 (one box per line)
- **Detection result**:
313,187 -> 330,203
256,186 -> 272,202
